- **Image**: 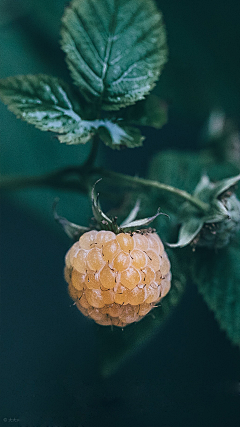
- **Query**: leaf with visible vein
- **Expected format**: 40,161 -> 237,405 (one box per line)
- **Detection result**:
0,74 -> 143,148
0,74 -> 93,144
61,0 -> 168,110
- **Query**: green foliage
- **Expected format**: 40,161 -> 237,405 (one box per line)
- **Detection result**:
0,0 -> 168,150
191,243 -> 240,348
61,0 -> 167,111
112,94 -> 168,129
96,121 -> 144,149
147,150 -> 240,214
148,148 -> 240,348
0,74 -> 145,149
0,74 -> 93,144
170,173 -> 240,249
97,248 -> 186,377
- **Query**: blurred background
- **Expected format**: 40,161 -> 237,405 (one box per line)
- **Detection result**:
1,0 -> 240,426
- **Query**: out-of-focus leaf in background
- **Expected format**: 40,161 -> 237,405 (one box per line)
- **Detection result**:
147,149 -> 240,349
148,150 -> 240,221
191,242 -> 240,348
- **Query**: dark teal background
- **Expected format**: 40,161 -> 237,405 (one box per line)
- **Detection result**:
1,0 -> 240,425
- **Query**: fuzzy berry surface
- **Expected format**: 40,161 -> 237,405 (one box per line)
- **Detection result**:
64,230 -> 171,327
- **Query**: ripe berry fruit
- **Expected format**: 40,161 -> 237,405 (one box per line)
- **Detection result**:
55,180 -> 171,327
64,229 -> 171,327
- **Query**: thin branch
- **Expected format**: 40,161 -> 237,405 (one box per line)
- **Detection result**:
0,164 -> 209,213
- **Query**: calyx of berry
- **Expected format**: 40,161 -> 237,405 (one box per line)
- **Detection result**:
169,173 -> 240,249
54,180 -> 162,239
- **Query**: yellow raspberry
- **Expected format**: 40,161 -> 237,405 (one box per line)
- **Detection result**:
64,230 -> 171,327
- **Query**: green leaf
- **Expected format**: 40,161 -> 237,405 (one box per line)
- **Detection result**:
60,0 -> 167,110
113,95 -> 168,129
191,243 -> 240,348
97,248 -> 187,377
147,150 -> 240,213
0,74 -> 94,144
0,74 -> 145,149
148,150 -> 240,193
97,120 -> 144,149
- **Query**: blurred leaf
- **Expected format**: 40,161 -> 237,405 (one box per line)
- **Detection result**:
147,150 -> 240,213
113,95 -> 168,129
191,243 -> 240,348
97,247 -> 187,377
61,0 -> 167,110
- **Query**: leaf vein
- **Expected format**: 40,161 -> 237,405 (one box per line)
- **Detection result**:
72,7 -> 106,66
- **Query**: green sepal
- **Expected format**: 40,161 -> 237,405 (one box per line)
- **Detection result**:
204,199 -> 229,223
120,199 -> 141,227
168,217 -> 204,248
91,180 -> 114,230
170,173 -> 240,248
53,199 -> 90,239
212,173 -> 240,199
91,181 -> 164,233
120,208 -> 163,232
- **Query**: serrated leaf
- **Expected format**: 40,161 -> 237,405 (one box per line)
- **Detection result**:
97,248 -> 187,377
191,244 -> 240,348
61,0 -> 167,111
0,74 -> 145,149
0,74 -> 94,145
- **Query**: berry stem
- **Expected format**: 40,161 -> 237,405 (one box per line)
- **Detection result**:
94,168 -> 209,213
82,134 -> 100,170
0,165 -> 209,212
